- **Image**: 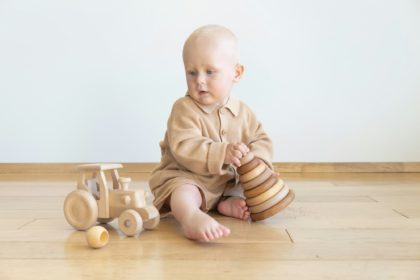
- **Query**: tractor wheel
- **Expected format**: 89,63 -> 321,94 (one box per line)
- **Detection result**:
118,209 -> 143,236
97,218 -> 115,224
64,190 -> 98,230
143,215 -> 160,230
142,206 -> 160,230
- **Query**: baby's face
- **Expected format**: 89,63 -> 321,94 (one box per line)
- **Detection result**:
183,40 -> 242,108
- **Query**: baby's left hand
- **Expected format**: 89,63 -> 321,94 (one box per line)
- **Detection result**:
224,143 -> 250,167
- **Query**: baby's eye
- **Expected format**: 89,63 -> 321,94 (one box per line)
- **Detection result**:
206,70 -> 215,75
188,71 -> 197,76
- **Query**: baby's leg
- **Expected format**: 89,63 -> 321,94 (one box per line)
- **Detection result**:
170,184 -> 230,242
217,197 -> 250,220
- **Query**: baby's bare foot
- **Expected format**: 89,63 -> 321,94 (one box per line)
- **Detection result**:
217,196 -> 250,220
181,210 -> 231,242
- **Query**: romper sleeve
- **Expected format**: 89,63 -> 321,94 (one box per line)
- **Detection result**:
166,99 -> 229,176
245,107 -> 274,169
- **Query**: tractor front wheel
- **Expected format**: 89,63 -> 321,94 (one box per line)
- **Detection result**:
143,215 -> 160,230
97,218 -> 115,224
118,209 -> 143,236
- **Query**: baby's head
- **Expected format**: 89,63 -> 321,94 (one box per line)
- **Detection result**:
183,25 -> 244,108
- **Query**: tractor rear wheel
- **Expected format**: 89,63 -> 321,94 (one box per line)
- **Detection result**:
64,190 -> 98,230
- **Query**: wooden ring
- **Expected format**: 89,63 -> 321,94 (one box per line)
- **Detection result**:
250,184 -> 290,213
251,189 -> 295,221
244,174 -> 279,198
246,179 -> 284,206
239,151 -> 254,166
239,162 -> 266,183
237,157 -> 259,175
242,167 -> 273,191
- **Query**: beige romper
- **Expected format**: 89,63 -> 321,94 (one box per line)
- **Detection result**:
149,95 -> 273,213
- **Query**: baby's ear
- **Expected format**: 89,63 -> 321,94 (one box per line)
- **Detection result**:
233,64 -> 244,82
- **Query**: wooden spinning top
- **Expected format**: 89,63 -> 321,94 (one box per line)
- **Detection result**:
238,152 -> 295,221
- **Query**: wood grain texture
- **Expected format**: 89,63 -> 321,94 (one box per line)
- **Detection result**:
0,171 -> 420,279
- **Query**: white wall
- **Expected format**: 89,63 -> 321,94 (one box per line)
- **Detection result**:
0,0 -> 419,163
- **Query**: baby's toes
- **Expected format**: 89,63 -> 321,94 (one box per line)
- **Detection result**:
220,225 -> 231,236
200,233 -> 210,242
204,230 -> 215,241
211,227 -> 221,239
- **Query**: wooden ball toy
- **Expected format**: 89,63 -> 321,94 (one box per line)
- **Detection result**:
238,152 -> 295,221
86,226 -> 109,249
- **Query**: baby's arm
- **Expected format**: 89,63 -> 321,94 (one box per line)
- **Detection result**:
245,110 -> 274,169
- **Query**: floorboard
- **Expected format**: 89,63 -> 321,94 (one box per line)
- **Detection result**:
0,172 -> 419,279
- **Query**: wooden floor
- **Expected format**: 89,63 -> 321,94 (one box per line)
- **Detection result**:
1,172 -> 420,279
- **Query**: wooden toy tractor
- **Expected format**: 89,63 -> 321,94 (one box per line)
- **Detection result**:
64,163 -> 159,236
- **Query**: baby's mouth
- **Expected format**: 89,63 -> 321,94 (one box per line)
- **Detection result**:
199,90 -> 209,95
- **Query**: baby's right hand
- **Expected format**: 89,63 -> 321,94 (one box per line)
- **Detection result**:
224,143 -> 250,167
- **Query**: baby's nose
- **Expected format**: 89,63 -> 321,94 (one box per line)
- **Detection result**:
196,73 -> 206,85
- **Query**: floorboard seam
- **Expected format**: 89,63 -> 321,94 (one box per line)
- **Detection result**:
285,229 -> 294,243
17,219 -> 37,230
392,209 -> 409,219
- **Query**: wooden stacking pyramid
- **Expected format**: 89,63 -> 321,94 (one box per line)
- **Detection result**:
238,152 -> 295,221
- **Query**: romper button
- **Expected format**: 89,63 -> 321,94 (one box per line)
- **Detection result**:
221,130 -> 226,135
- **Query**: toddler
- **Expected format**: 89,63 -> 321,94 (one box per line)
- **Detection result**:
149,25 -> 273,242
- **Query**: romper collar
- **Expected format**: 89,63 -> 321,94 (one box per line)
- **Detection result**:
186,93 -> 240,117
